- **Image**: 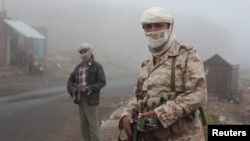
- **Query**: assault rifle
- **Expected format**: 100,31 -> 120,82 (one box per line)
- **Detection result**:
74,84 -> 92,105
118,116 -> 158,141
132,116 -> 158,141
74,84 -> 83,105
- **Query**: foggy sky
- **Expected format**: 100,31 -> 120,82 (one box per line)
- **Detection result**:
101,0 -> 250,67
1,0 -> 250,74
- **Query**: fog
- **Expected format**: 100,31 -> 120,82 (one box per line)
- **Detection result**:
2,0 -> 250,76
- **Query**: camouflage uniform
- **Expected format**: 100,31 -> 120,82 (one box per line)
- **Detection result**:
119,40 -> 207,141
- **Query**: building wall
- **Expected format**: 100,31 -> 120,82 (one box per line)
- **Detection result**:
34,27 -> 47,67
206,64 -> 231,99
0,19 -> 7,66
204,55 -> 239,100
231,65 -> 239,95
0,11 -> 7,66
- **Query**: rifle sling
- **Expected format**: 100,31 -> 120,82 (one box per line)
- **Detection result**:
172,50 -> 206,126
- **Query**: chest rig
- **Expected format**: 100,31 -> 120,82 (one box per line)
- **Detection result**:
137,45 -> 206,126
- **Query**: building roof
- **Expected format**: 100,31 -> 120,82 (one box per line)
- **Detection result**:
204,53 -> 239,66
4,19 -> 45,39
217,53 -> 238,66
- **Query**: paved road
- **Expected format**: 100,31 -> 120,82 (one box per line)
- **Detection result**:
0,76 -> 136,141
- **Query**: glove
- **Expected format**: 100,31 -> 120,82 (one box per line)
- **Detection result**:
137,111 -> 157,132
121,115 -> 133,141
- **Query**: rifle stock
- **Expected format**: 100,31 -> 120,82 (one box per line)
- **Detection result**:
132,120 -> 138,141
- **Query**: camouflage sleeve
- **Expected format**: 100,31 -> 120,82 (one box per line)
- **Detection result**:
134,59 -> 150,100
118,62 -> 147,129
120,98 -> 138,117
134,76 -> 144,100
118,98 -> 138,129
154,49 -> 207,128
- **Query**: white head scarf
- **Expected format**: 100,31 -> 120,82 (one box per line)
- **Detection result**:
78,43 -> 93,63
141,7 -> 173,24
141,7 -> 176,56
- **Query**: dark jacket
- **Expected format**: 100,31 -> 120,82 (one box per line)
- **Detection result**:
67,60 -> 106,105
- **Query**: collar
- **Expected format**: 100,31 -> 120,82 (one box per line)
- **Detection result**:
81,58 -> 92,66
149,40 -> 180,63
166,40 -> 181,57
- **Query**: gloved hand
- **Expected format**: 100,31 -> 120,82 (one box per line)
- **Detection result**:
121,115 -> 133,141
137,111 -> 157,132
71,87 -> 78,96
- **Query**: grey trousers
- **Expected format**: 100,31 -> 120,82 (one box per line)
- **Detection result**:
78,96 -> 100,141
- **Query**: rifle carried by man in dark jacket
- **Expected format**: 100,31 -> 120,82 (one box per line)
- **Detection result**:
74,84 -> 83,104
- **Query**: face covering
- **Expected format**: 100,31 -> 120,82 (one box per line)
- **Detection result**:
80,48 -> 92,63
145,29 -> 170,48
146,29 -> 175,56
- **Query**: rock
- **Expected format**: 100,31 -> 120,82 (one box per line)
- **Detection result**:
109,106 -> 125,120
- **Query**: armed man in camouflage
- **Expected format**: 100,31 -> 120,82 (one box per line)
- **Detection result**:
118,7 -> 207,141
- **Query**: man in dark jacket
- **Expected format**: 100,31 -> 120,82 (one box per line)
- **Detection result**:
67,43 -> 106,141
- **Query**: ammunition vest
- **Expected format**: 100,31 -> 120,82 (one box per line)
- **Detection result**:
137,44 -> 206,139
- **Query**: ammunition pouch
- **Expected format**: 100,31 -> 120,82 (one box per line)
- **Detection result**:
137,92 -> 176,112
137,92 -> 198,139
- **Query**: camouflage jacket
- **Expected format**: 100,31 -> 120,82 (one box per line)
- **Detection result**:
119,40 -> 207,140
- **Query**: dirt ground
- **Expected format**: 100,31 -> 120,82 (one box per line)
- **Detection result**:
47,96 -> 128,141
0,65 -> 131,141
205,95 -> 250,124
1,64 -> 250,141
